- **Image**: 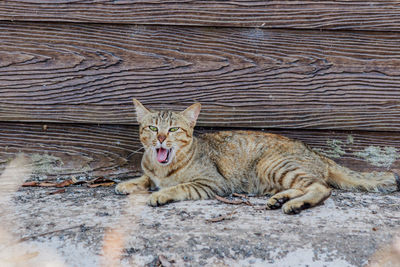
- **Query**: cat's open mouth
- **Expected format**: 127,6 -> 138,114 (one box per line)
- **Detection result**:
156,147 -> 173,164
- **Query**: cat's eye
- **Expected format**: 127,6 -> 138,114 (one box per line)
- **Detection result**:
149,126 -> 158,132
169,127 -> 179,132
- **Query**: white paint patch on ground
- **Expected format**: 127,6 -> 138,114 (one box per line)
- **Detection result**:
0,237 -> 69,267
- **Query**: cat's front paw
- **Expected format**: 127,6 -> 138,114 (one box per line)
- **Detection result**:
147,192 -> 174,207
115,180 -> 146,195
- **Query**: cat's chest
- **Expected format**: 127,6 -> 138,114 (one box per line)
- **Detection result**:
149,172 -> 181,189
146,166 -> 183,188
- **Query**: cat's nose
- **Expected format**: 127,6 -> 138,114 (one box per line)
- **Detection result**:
157,134 -> 167,143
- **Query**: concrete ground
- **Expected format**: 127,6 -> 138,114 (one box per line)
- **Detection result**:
1,183 -> 399,267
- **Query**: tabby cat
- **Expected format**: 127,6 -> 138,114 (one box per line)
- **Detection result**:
115,99 -> 400,214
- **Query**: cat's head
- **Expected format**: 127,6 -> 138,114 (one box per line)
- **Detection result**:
133,98 -> 201,166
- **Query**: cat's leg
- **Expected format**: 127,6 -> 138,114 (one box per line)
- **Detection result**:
147,181 -> 216,206
282,182 -> 331,214
115,175 -> 152,194
266,189 -> 305,210
256,155 -> 331,214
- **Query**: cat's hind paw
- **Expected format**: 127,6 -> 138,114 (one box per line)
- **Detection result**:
282,201 -> 310,215
266,196 -> 289,209
265,189 -> 304,211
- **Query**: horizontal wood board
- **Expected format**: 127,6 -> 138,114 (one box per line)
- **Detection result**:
1,1 -> 400,31
1,23 -> 400,131
0,123 -> 143,180
0,123 -> 398,181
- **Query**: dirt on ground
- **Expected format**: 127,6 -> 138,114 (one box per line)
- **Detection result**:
1,179 -> 399,267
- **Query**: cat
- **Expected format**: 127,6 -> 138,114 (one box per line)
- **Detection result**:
115,99 -> 400,214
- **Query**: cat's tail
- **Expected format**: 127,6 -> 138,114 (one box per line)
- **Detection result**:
325,159 -> 400,193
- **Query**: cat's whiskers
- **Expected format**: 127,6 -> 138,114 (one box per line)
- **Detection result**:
126,146 -> 145,159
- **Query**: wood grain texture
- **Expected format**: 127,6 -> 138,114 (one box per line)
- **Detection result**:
1,1 -> 400,31
1,23 -> 400,130
0,123 -> 143,179
0,123 -> 398,180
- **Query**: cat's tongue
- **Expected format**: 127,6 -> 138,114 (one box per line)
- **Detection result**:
157,148 -> 169,163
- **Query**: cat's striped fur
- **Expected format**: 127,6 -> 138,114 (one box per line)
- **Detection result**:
115,99 -> 400,214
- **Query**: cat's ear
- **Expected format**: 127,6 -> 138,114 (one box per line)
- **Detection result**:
132,98 -> 150,123
181,103 -> 201,127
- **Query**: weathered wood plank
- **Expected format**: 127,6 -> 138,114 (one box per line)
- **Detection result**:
1,23 -> 400,130
0,123 -> 398,181
1,1 -> 400,31
0,123 -> 143,180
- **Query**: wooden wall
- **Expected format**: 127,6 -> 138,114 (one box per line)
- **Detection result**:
0,1 -> 399,180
